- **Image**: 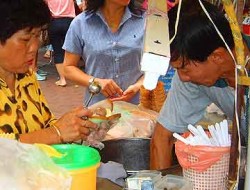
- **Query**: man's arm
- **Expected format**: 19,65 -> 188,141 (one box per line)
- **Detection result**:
150,122 -> 174,170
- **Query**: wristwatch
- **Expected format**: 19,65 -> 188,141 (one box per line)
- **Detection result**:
88,77 -> 95,85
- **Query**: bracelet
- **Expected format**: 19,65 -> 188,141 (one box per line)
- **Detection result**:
51,125 -> 64,143
88,77 -> 95,86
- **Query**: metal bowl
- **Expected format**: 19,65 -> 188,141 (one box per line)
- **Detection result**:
99,138 -> 151,171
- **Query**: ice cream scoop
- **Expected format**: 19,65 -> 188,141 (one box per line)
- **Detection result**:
85,81 -> 101,107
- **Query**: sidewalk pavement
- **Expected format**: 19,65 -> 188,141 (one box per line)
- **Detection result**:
37,48 -> 85,118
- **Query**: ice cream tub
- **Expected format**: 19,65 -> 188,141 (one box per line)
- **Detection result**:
52,144 -> 101,190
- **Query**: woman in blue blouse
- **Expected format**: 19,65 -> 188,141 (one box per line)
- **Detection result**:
63,0 -> 145,106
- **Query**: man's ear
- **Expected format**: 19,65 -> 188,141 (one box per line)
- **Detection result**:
207,47 -> 226,65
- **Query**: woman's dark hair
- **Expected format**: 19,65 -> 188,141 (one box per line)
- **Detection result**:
0,0 -> 51,44
168,0 -> 234,62
85,0 -> 143,15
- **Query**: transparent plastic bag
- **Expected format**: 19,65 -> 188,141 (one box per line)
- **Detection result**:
85,119 -> 120,149
0,138 -> 71,190
106,101 -> 158,140
87,100 -> 158,142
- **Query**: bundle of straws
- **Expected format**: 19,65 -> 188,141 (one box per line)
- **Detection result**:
173,119 -> 231,147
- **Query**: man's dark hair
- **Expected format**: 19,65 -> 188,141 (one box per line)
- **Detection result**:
169,0 -> 234,62
85,0 -> 144,16
0,0 -> 51,44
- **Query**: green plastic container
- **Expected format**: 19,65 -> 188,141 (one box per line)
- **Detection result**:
52,144 -> 101,190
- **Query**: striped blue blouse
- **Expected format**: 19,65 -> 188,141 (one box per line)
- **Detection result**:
63,7 -> 145,105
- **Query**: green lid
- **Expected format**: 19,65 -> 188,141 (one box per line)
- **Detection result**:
51,144 -> 100,170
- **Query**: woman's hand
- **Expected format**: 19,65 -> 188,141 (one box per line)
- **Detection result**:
55,107 -> 98,142
110,84 -> 140,102
95,78 -> 123,98
78,2 -> 86,11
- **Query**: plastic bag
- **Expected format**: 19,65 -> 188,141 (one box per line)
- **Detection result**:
88,100 -> 158,140
175,132 -> 230,172
0,138 -> 71,190
85,118 -> 120,149
105,101 -> 158,140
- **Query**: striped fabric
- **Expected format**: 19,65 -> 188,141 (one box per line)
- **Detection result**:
63,7 -> 145,105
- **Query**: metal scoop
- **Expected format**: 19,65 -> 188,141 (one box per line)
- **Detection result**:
81,82 -> 101,121
85,81 -> 102,107
80,81 -> 102,144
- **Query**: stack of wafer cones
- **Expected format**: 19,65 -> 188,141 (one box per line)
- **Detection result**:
140,81 -> 167,112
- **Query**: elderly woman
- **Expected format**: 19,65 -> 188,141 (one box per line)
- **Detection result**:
63,0 -> 145,106
0,0 -> 97,144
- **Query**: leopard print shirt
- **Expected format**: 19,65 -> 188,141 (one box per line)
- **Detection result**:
0,71 -> 56,135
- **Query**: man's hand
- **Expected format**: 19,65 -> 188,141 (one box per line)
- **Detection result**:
150,122 -> 174,170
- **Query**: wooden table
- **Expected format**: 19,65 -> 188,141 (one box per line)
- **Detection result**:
97,178 -> 122,190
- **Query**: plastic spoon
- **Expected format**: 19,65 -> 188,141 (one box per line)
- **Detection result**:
173,133 -> 190,145
197,125 -> 212,145
208,125 -> 220,146
215,123 -> 224,146
188,124 -> 200,136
